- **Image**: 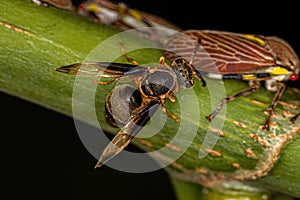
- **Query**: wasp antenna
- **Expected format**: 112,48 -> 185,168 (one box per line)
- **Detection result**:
189,38 -> 202,65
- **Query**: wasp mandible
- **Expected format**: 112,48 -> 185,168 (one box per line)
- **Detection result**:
164,30 -> 299,130
56,39 -> 206,168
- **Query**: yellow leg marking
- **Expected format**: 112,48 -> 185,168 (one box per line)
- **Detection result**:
161,104 -> 180,123
168,93 -> 176,103
93,79 -> 116,85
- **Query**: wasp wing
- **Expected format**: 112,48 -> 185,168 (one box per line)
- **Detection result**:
56,62 -> 148,79
164,30 -> 276,74
95,98 -> 161,168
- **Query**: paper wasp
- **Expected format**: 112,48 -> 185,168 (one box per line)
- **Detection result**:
56,40 -> 206,168
164,30 -> 300,130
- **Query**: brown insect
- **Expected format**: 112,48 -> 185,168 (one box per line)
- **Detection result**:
31,0 -> 180,42
76,0 -> 180,43
164,30 -> 299,130
56,40 -> 206,167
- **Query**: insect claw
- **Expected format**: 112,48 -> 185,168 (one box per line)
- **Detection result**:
206,109 -> 220,122
205,115 -> 212,122
175,118 -> 181,123
262,123 -> 270,131
291,113 -> 300,123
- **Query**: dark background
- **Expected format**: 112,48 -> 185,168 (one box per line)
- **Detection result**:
1,1 -> 300,200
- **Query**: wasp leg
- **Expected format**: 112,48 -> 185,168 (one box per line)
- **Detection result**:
291,112 -> 300,123
168,92 -> 176,103
262,83 -> 286,130
93,78 -> 118,85
160,103 -> 180,123
159,92 -> 180,123
119,42 -> 139,65
206,82 -> 261,122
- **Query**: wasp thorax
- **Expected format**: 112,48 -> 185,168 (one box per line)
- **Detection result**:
172,58 -> 194,88
105,84 -> 143,127
141,70 -> 175,97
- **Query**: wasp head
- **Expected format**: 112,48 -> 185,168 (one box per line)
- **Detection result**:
171,58 -> 195,88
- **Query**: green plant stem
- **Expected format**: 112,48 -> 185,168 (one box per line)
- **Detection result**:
1,1 -> 300,199
170,176 -> 206,200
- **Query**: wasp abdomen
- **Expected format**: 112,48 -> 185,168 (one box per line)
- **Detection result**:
105,84 -> 143,127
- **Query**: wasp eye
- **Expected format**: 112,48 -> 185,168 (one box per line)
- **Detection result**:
290,73 -> 298,81
174,58 -> 184,64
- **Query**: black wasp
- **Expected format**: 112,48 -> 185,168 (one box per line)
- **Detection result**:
56,40 -> 206,168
